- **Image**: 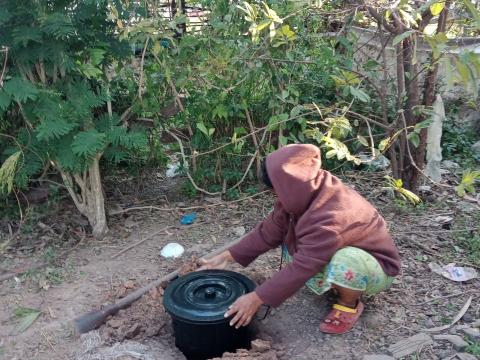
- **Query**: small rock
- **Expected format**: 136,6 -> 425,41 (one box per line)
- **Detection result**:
461,327 -> 480,340
205,197 -> 222,204
433,334 -> 468,351
123,280 -> 136,289
471,319 -> 480,328
388,333 -> 433,359
145,323 -> 164,337
457,353 -> 478,360
434,215 -> 453,224
418,185 -> 432,192
232,226 -> 246,237
251,339 -> 272,353
106,319 -> 123,328
124,323 -> 142,339
442,160 -> 460,169
438,349 -> 456,359
363,355 -> 395,360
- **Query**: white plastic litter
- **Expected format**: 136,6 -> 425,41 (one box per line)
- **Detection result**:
160,243 -> 184,258
357,154 -> 390,170
165,162 -> 181,178
429,262 -> 478,282
434,215 -> 453,224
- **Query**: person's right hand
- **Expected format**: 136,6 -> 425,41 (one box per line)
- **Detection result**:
198,250 -> 234,270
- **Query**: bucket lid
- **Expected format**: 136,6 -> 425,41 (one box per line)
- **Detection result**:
163,269 -> 256,324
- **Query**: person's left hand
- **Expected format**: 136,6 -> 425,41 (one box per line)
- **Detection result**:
224,292 -> 263,329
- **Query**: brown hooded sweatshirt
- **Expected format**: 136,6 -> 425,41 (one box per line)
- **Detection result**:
229,144 -> 401,307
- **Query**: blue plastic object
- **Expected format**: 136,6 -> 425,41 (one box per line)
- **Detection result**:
180,213 -> 197,225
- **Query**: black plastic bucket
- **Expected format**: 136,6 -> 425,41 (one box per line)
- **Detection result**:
163,270 -> 256,359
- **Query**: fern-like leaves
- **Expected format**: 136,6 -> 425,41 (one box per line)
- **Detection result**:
3,78 -> 39,102
36,117 -> 75,141
34,95 -> 76,141
40,13 -> 75,40
72,129 -> 106,158
0,90 -> 11,111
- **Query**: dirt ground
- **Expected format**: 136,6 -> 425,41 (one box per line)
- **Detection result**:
1,171 -> 479,360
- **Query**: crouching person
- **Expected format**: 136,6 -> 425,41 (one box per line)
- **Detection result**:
200,144 -> 400,334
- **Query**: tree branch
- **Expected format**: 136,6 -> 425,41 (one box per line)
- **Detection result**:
366,6 -> 397,34
73,173 -> 86,204
60,171 -> 85,212
419,9 -> 434,31
166,130 -> 221,196
0,47 -> 8,87
346,111 -> 392,130
138,37 -> 150,100
245,108 -> 262,181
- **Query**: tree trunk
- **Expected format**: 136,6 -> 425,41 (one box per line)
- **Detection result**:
379,24 -> 400,178
170,0 -> 177,20
179,0 -> 187,35
85,156 -> 108,238
59,154 -> 108,239
418,3 -> 450,170
395,43 -> 406,178
401,5 -> 450,191
369,8 -> 450,193
401,36 -> 421,191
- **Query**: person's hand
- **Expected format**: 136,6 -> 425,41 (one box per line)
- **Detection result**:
198,250 -> 234,270
224,292 -> 263,329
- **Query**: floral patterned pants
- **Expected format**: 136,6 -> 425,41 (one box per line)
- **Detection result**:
282,246 -> 394,295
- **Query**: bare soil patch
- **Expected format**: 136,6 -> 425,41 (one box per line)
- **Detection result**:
1,172 -> 479,360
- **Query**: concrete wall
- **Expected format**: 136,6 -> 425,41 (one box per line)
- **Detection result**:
341,27 -> 480,101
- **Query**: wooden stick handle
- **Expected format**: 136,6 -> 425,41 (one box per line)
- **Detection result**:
72,236 -> 244,334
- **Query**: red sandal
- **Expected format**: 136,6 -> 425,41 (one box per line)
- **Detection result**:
319,302 -> 364,334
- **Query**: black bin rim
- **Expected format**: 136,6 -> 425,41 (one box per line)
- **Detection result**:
163,269 -> 256,324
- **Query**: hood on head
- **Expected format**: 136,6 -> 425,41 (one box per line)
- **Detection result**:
266,144 -> 323,215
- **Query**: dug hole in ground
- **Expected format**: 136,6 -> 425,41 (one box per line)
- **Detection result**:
0,173 -> 479,360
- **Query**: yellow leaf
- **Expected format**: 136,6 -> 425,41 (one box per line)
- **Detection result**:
280,25 -> 295,39
430,2 -> 445,16
378,138 -> 390,151
152,41 -> 161,55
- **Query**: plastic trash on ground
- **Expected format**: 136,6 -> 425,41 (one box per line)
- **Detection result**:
357,154 -> 390,170
428,262 -> 478,282
180,213 -> 197,225
166,162 -> 181,178
160,243 -> 184,258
